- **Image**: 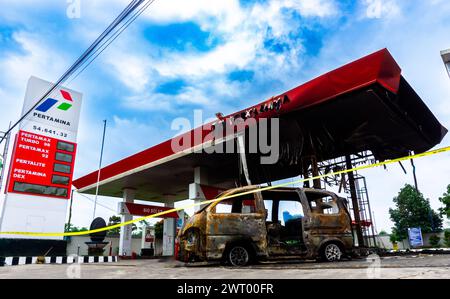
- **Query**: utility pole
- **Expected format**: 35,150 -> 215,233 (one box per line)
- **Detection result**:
93,120 -> 107,221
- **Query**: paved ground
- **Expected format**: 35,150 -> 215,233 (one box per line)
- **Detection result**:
1,254 -> 449,279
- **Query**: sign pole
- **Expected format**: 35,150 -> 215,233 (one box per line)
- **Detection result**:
93,119 -> 107,220
67,189 -> 75,231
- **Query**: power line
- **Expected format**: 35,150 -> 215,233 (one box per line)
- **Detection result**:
0,0 -> 156,145
76,191 -> 117,214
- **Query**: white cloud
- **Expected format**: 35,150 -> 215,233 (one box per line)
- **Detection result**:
105,0 -> 338,83
153,32 -> 259,78
143,0 -> 244,31
122,71 -> 251,113
104,53 -> 154,92
0,31 -> 68,132
0,31 -> 67,91
289,0 -> 338,17
101,0 -> 333,112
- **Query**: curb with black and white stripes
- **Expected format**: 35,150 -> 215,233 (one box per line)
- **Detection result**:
0,256 -> 118,267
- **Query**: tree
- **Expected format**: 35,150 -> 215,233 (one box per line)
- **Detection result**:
107,215 -> 137,236
132,220 -> 150,238
390,231 -> 402,244
389,184 -> 443,241
154,220 -> 163,239
438,185 -> 450,219
429,235 -> 441,248
378,230 -> 388,236
444,230 -> 450,248
65,223 -> 88,232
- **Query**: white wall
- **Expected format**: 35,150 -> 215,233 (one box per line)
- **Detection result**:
374,231 -> 448,250
66,236 -> 163,256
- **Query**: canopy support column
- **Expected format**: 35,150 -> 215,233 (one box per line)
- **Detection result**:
191,166 -> 209,212
162,198 -> 175,256
119,188 -> 135,256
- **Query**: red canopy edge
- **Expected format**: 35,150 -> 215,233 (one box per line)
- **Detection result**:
73,49 -> 402,191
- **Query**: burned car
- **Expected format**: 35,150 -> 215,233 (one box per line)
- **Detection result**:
176,186 -> 354,266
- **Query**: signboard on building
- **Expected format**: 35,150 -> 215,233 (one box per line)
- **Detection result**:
6,131 -> 77,199
144,226 -> 154,243
20,76 -> 82,143
118,202 -> 180,219
0,76 -> 82,240
408,227 -> 424,248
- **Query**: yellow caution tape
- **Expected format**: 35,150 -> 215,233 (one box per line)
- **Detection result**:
1,145 -> 449,237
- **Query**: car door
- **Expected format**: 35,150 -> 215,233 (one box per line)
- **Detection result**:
205,189 -> 267,258
303,190 -> 351,235
263,189 -> 308,256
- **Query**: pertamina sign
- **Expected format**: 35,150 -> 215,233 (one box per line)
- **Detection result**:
0,76 -> 83,240
20,76 -> 82,143
5,77 -> 82,200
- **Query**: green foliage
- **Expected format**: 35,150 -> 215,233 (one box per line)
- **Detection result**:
438,185 -> 450,219
155,220 -> 163,239
378,230 -> 388,236
389,232 -> 402,244
389,184 -> 443,241
133,231 -> 143,238
64,223 -> 88,232
131,220 -> 150,238
429,235 -> 441,248
444,230 -> 450,248
107,215 -> 137,236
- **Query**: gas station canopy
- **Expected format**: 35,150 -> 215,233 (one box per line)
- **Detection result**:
73,49 -> 447,201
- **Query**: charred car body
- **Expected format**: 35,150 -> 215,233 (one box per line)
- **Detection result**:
176,186 -> 354,266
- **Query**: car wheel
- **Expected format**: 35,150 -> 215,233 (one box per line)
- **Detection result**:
227,245 -> 251,267
321,243 -> 343,262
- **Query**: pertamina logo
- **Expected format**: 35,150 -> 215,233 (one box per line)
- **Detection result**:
35,90 -> 73,112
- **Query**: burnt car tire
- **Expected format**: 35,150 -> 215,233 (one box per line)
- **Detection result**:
226,245 -> 253,267
320,242 -> 343,262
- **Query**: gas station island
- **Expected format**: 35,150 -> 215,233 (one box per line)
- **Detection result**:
72,49 -> 447,258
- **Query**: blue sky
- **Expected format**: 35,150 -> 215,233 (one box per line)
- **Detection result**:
0,0 -> 450,231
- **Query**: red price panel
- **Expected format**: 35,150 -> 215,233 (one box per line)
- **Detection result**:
7,130 -> 77,199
